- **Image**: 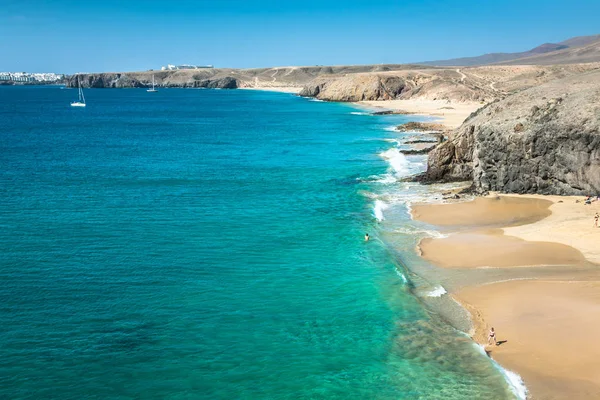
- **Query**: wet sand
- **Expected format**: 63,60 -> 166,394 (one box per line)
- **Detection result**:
411,196 -> 552,228
410,194 -> 600,398
457,280 -> 600,399
419,229 -> 587,268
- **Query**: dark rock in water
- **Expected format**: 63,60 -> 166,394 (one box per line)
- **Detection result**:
404,139 -> 439,144
372,110 -> 394,115
396,122 -> 446,132
371,110 -> 415,116
423,71 -> 600,195
400,146 -> 436,155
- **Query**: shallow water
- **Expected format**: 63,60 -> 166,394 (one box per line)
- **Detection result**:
0,87 -> 518,399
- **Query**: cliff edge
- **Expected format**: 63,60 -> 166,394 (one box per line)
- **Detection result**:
423,70 -> 600,195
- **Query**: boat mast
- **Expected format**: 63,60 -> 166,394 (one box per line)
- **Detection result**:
78,79 -> 85,103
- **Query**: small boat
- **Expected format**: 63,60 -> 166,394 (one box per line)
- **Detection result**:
71,79 -> 86,107
147,75 -> 158,92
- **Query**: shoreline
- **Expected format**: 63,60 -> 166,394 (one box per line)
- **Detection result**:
409,194 -> 600,399
238,86 -> 302,94
355,99 -> 484,129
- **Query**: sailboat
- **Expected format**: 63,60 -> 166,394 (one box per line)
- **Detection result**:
147,75 -> 158,92
71,79 -> 86,107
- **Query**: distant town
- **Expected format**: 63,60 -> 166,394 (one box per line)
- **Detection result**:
160,64 -> 214,70
0,65 -> 214,85
0,72 -> 64,83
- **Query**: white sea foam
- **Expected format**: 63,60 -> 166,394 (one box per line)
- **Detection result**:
395,268 -> 408,283
350,111 -> 369,115
503,369 -> 528,400
384,125 -> 398,132
359,190 -> 379,200
425,285 -> 447,297
310,98 -> 324,102
378,148 -> 410,176
473,344 -> 528,400
373,199 -> 389,222
392,227 -> 448,239
371,174 -> 398,184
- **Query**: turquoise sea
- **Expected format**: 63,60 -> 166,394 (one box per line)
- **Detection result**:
0,86 -> 521,399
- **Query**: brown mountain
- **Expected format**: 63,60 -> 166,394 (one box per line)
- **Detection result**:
419,34 -> 600,66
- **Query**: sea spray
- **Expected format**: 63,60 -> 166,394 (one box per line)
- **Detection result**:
373,199 -> 389,221
425,285 -> 447,297
379,148 -> 411,176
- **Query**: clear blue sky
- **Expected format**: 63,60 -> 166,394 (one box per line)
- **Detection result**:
2,0 -> 599,73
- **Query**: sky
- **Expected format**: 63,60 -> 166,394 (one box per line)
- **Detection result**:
2,0 -> 600,74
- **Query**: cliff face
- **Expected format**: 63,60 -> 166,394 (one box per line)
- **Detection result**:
299,74 -> 412,101
64,64 -> 427,90
299,70 -> 490,102
66,72 -> 239,89
424,71 -> 600,195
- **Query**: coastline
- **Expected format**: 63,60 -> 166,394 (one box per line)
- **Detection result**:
238,86 -> 302,94
410,194 -> 600,399
355,99 -> 483,129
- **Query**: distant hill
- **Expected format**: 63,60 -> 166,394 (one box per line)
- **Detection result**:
419,34 -> 600,66
498,37 -> 600,65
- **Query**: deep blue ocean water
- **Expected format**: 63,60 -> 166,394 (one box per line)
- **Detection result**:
0,86 -> 518,399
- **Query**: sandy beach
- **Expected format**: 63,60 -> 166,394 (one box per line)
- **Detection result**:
411,194 -> 600,399
357,99 -> 483,129
458,280 -> 600,399
238,86 -> 302,94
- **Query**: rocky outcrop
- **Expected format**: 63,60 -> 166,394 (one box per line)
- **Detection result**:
66,73 -> 239,89
396,122 -> 446,132
299,74 -> 412,101
423,71 -> 600,195
298,69 -> 497,102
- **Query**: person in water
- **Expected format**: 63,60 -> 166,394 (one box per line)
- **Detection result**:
365,233 -> 369,241
488,327 -> 497,345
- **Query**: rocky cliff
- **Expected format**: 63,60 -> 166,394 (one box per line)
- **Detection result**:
66,72 -> 239,89
298,70 -> 491,102
65,64 -> 426,90
423,70 -> 600,195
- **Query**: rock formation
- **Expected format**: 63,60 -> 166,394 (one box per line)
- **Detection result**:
422,70 -> 600,195
66,73 -> 239,89
298,70 -> 490,102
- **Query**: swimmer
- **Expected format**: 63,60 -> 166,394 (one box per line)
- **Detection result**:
365,233 -> 370,241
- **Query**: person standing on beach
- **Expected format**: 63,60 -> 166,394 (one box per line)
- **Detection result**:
595,213 -> 599,228
488,327 -> 497,345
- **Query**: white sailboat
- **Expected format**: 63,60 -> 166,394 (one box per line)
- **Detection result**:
71,79 -> 86,107
147,75 -> 158,92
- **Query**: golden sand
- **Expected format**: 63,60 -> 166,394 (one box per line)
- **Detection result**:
357,99 -> 483,129
419,229 -> 587,268
457,280 -> 600,399
410,194 -> 600,398
411,196 -> 552,228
